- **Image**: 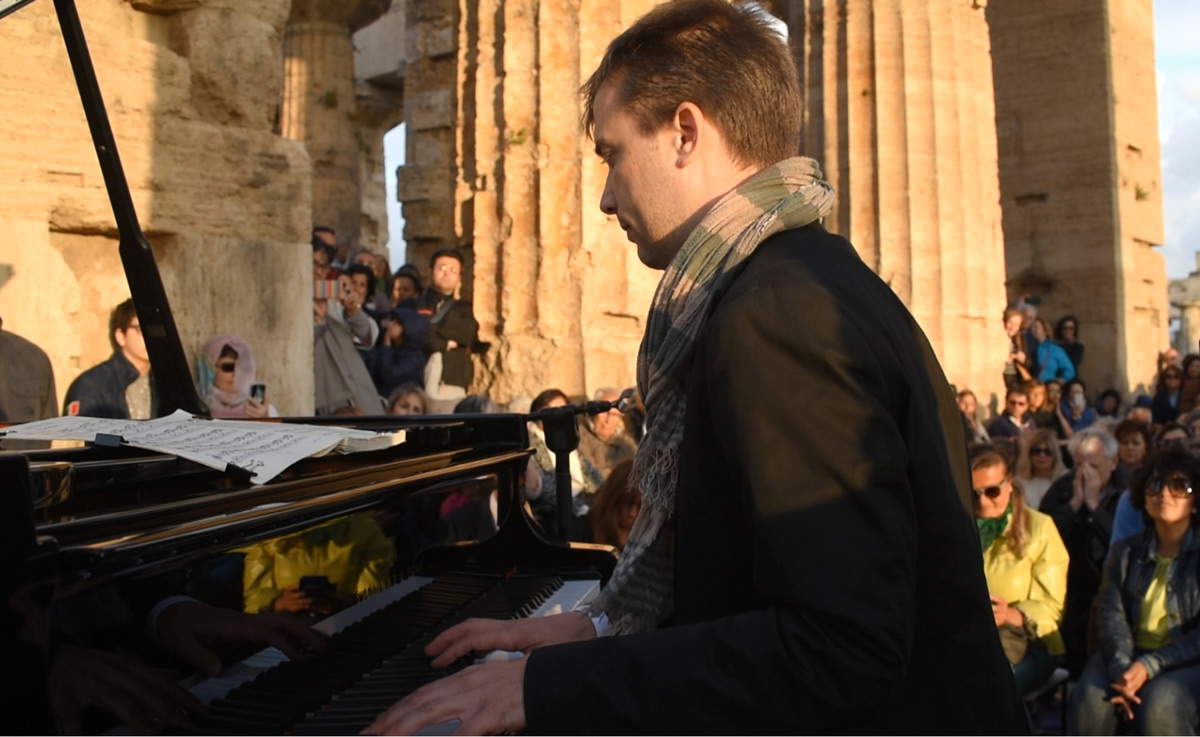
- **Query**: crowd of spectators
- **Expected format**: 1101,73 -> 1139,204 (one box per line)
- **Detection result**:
954,299 -> 1200,732
13,235 -> 1200,731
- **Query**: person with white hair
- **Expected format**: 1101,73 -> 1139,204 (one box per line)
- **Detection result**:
1039,426 -> 1125,675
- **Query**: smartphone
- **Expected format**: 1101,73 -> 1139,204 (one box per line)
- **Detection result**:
299,575 -> 333,598
313,279 -> 338,299
250,383 -> 266,402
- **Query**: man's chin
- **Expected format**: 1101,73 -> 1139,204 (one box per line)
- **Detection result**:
635,241 -> 671,271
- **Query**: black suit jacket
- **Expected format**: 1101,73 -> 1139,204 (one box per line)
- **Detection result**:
523,225 -> 1025,733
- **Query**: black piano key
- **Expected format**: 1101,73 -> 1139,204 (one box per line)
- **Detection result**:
190,573 -> 563,735
191,575 -> 498,734
289,575 -> 562,734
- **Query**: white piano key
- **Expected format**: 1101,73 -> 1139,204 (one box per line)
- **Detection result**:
188,575 -> 434,704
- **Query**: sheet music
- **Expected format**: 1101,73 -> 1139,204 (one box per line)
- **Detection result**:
0,410 -> 404,484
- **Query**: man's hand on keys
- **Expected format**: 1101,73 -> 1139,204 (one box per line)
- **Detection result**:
424,610 -> 597,668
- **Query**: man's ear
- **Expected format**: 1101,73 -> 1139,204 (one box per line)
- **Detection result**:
113,329 -> 127,350
674,101 -> 702,166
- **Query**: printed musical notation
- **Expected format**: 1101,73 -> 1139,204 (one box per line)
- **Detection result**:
0,410 -> 405,484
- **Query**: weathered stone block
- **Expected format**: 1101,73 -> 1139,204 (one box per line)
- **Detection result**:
397,164 -> 450,202
408,89 -> 454,130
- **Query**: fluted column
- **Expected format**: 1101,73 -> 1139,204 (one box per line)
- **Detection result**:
281,1 -> 389,245
790,0 -> 1008,403
447,0 -> 659,400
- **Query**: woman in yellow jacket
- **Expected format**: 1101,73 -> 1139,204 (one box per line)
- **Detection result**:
971,443 -> 1070,695
241,513 -> 395,616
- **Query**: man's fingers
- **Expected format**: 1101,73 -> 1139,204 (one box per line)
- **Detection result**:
263,613 -> 329,653
427,619 -> 509,665
254,620 -> 322,662
426,620 -> 482,655
88,680 -> 159,734
170,632 -> 224,676
366,688 -> 462,736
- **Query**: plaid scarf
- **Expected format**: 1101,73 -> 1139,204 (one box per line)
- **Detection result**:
589,156 -> 835,634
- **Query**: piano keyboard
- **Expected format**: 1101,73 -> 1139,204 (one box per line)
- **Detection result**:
186,572 -> 600,735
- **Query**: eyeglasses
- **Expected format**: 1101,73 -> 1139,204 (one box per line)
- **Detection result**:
1147,476 -> 1194,499
217,362 -> 236,373
1031,447 -> 1054,457
973,485 -> 1005,499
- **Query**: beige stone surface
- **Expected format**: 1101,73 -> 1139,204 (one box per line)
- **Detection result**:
988,0 -> 1166,396
0,0 -> 314,416
791,0 -> 1009,408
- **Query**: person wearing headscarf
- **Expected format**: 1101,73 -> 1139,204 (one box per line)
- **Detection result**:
195,335 -> 275,418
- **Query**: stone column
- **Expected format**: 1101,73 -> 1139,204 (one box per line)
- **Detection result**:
281,0 -> 389,246
417,0 -> 661,401
789,0 -> 1008,404
988,0 -> 1166,394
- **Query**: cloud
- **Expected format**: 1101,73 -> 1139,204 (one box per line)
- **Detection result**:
1155,0 -> 1200,279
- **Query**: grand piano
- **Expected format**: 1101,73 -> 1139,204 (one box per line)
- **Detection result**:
0,0 -> 616,732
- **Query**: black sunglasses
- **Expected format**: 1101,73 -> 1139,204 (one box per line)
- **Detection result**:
217,362 -> 236,373
973,485 -> 1005,499
1031,447 -> 1054,457
1147,476 -> 1194,499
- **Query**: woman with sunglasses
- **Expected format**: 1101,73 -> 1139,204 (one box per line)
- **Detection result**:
1069,448 -> 1200,735
196,335 -> 274,418
1153,365 -> 1185,424
1016,429 -> 1065,510
970,443 -> 1069,696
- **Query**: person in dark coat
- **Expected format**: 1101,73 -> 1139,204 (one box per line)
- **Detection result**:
365,308 -> 429,398
62,299 -> 156,419
1054,314 -> 1084,371
415,250 -> 484,392
1038,427 -> 1124,675
365,2 -> 1025,733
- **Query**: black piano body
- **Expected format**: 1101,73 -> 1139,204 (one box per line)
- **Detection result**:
3,414 -> 616,734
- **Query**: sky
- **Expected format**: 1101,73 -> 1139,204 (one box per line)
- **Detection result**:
383,2 -> 1200,278
1155,0 -> 1200,279
383,123 -> 406,270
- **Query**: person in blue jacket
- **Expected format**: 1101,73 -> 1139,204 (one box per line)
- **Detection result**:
1033,318 -> 1075,382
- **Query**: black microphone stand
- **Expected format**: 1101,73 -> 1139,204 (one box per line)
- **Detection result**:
525,392 -> 635,541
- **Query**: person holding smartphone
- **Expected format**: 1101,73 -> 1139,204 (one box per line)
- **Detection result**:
196,335 -> 275,418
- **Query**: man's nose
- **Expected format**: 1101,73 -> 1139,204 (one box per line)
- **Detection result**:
600,174 -> 617,216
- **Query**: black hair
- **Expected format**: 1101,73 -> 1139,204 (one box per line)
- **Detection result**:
108,298 -> 137,352
392,268 -> 421,292
1098,388 -> 1122,411
1054,314 -> 1079,341
453,394 -> 498,414
1156,422 -> 1193,448
429,249 -> 464,268
531,388 -> 570,412
1130,447 -> 1200,513
344,263 -> 376,299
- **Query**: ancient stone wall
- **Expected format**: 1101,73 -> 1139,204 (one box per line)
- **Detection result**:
988,0 -> 1166,395
0,0 -> 314,415
396,0 -> 1018,406
788,0 -> 1010,408
399,0 -> 662,401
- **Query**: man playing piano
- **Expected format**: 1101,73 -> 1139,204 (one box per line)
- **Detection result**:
369,1 -> 1026,732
